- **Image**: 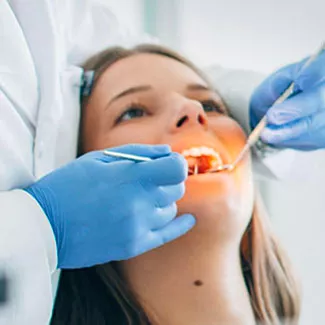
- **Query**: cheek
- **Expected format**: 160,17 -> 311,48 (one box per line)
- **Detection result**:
211,117 -> 247,160
84,122 -> 164,151
103,126 -> 155,148
177,169 -> 254,240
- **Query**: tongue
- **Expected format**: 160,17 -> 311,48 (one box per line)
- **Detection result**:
186,155 -> 220,174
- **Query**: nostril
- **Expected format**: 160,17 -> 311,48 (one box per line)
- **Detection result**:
176,116 -> 188,127
176,114 -> 206,128
198,115 -> 205,124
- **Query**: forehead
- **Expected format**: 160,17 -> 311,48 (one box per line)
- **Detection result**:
95,53 -> 208,99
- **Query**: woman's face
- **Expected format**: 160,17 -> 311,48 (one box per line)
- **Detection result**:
82,53 -> 254,242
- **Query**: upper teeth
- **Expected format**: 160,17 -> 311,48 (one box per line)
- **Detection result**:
181,146 -> 220,158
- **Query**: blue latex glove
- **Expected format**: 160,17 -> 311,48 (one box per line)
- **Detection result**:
25,144 -> 195,269
250,51 -> 325,150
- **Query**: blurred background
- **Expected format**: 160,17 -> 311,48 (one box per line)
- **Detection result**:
105,0 -> 325,323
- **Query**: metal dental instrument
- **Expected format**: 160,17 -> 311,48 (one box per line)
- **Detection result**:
208,40 -> 325,173
103,150 -> 200,176
103,150 -> 152,162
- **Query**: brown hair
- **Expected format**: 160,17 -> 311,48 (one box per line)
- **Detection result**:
51,44 -> 300,325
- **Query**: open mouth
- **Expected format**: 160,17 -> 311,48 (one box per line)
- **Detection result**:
181,146 -> 224,175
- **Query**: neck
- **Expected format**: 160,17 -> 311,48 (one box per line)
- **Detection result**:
121,235 -> 256,325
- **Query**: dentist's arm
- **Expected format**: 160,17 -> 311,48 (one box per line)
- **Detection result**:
24,145 -> 195,269
0,2 -> 57,323
250,51 -> 325,150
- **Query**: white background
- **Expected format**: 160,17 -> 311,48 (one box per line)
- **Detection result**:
105,1 -> 325,323
177,0 -> 324,73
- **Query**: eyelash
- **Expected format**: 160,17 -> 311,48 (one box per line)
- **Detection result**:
115,99 -> 226,124
200,100 -> 226,114
115,102 -> 149,124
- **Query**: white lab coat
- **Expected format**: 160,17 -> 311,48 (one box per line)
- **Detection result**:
0,1 -> 297,324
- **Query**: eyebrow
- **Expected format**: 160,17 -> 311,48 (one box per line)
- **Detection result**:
106,83 -> 213,110
107,85 -> 152,108
186,83 -> 211,92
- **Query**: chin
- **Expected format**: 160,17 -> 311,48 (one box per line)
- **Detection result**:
177,164 -> 254,243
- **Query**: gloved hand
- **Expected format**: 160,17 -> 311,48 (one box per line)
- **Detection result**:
250,51 -> 325,150
24,144 -> 195,269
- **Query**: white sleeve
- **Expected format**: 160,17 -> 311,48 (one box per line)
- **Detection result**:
0,191 -> 57,325
0,63 -> 58,325
0,2 -> 58,323
203,64 -> 298,180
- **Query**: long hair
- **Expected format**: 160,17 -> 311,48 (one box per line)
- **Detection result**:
51,44 -> 300,325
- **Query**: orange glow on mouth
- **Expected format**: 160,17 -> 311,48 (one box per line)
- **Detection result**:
186,155 -> 223,175
180,145 -> 224,175
172,142 -> 229,176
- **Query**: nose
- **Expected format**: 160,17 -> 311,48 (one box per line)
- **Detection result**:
171,99 -> 208,132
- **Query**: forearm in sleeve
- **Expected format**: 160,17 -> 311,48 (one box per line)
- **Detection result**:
0,190 -> 57,325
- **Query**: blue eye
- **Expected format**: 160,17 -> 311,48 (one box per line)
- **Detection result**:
116,105 -> 147,123
201,100 -> 225,114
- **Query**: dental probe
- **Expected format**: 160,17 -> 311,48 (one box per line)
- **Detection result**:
103,149 -> 215,175
207,40 -> 325,173
103,150 -> 152,162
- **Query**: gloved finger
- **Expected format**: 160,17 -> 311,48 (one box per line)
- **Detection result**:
136,152 -> 188,186
263,137 -> 317,151
295,50 -> 325,91
153,213 -> 196,245
250,62 -> 300,113
261,111 -> 325,144
151,183 -> 185,208
151,203 -> 178,230
258,51 -> 325,106
266,81 -> 325,125
123,213 -> 196,258
91,143 -> 172,162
